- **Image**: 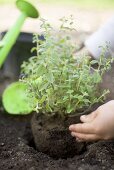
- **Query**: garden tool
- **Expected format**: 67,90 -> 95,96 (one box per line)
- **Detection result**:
1,0 -> 39,114
0,0 -> 39,67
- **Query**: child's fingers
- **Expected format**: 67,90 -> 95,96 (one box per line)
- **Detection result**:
69,122 -> 95,134
80,111 -> 98,123
71,132 -> 100,142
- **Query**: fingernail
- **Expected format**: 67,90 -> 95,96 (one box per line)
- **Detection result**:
71,132 -> 75,137
76,138 -> 82,143
69,125 -> 74,130
81,115 -> 86,119
76,137 -> 80,141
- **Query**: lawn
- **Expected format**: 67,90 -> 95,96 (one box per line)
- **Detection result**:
0,0 -> 114,9
40,0 -> 114,9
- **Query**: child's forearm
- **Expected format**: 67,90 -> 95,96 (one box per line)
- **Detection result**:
84,15 -> 114,59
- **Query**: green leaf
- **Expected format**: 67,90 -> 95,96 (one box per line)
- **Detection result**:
31,47 -> 37,53
63,96 -> 68,101
67,90 -> 74,94
47,72 -> 54,83
37,65 -> 46,77
67,104 -> 74,113
46,103 -> 52,112
39,96 -> 47,104
90,60 -> 98,65
40,83 -> 49,91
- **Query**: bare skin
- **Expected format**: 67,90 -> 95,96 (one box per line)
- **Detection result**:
69,100 -> 114,142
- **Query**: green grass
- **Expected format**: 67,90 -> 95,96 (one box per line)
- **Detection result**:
0,0 -> 114,9
40,0 -> 114,9
0,0 -> 15,3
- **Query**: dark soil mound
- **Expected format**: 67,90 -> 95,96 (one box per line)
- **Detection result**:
31,113 -> 85,159
0,111 -> 114,170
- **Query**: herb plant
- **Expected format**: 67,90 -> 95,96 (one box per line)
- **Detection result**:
21,18 -> 113,116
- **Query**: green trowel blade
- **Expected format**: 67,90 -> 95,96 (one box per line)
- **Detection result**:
2,82 -> 33,115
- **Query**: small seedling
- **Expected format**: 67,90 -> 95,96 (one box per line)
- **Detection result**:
20,18 -> 113,116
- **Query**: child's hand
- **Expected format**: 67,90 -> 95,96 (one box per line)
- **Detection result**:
69,100 -> 114,142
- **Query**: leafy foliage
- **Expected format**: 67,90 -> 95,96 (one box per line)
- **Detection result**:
21,18 -> 113,116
